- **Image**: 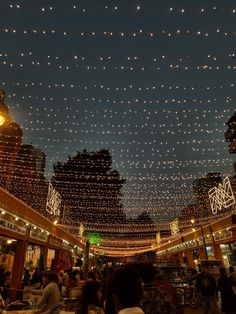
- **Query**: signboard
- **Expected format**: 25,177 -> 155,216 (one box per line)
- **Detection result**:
62,240 -> 70,250
30,230 -> 48,242
170,218 -> 179,236
214,230 -> 233,242
46,183 -> 61,217
0,218 -> 26,235
49,237 -> 61,247
208,177 -> 235,215
187,241 -> 197,248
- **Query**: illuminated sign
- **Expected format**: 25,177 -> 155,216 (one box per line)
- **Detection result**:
0,218 -> 26,235
30,230 -> 48,242
46,183 -> 61,217
170,218 -> 179,236
49,237 -> 61,247
156,232 -> 161,245
208,177 -> 235,215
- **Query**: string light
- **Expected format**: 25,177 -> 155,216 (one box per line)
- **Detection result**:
1,0 -> 236,253
2,60 -> 236,72
4,3 -> 236,15
1,27 -> 236,38
5,93 -> 234,105
1,50 -> 236,62
2,80 -> 236,92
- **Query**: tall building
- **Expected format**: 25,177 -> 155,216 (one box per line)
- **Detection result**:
0,90 -> 49,215
224,112 -> 236,201
33,148 -> 46,177
10,144 -> 37,204
192,173 -> 222,217
225,112 -> 236,153
0,90 -> 23,189
30,178 -> 49,217
10,144 -> 50,216
30,149 -> 49,218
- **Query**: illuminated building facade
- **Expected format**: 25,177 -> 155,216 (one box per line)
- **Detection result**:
192,173 -> 222,217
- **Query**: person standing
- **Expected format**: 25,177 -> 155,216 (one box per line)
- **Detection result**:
229,266 -> 236,295
105,267 -> 144,314
1,271 -> 11,302
195,265 -> 217,314
139,263 -> 178,314
77,280 -> 104,314
218,267 -> 236,314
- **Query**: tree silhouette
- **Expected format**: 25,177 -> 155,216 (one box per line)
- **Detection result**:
52,149 -> 126,228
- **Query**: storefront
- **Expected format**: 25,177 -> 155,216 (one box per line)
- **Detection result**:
220,243 -> 236,267
0,235 -> 18,272
0,187 -> 83,300
46,248 -> 55,269
25,245 -> 41,270
156,215 -> 236,267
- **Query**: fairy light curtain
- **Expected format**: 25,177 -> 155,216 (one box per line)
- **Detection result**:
1,0 -> 236,253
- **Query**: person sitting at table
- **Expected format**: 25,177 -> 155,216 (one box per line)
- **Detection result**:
27,271 -> 61,314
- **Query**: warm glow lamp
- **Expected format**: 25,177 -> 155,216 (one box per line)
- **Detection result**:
0,111 -> 11,126
0,90 -> 12,126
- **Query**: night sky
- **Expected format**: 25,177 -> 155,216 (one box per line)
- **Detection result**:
1,0 -> 236,229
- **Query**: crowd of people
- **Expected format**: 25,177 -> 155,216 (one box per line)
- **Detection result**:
1,263 -> 236,313
195,264 -> 236,314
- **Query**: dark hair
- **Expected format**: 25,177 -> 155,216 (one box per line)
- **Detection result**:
139,263 -> 156,283
79,280 -> 101,314
88,271 -> 96,280
42,271 -> 58,283
229,266 -> 234,273
111,267 -> 143,309
219,267 -> 226,276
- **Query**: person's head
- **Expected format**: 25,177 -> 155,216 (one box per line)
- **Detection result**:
0,266 -> 5,274
88,271 -> 96,281
42,271 -> 58,285
139,263 -> 156,283
4,271 -> 11,281
155,268 -> 165,280
110,267 -> 143,312
80,280 -> 102,314
59,272 -> 63,278
229,266 -> 235,274
202,265 -> 209,273
219,267 -> 226,276
94,270 -> 102,281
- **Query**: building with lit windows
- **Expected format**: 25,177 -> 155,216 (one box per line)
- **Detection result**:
225,111 -> 236,153
192,173 -> 222,217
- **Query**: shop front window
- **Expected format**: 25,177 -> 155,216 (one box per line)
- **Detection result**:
206,246 -> 214,257
25,245 -> 41,271
46,249 -> 55,269
230,243 -> 236,266
220,243 -> 236,267
0,236 -> 17,272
